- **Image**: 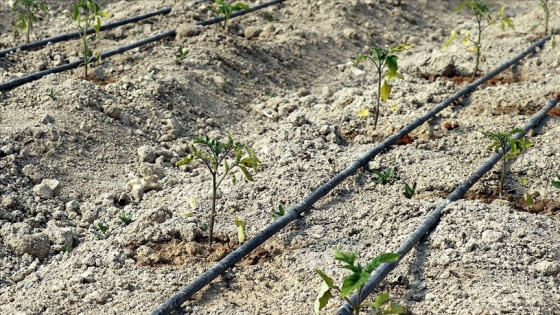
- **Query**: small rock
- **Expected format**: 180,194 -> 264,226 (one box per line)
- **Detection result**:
5,233 -> 50,260
32,179 -> 61,198
138,145 -> 158,163
176,24 -> 202,41
2,195 -> 17,208
22,165 -> 43,184
41,114 -> 55,124
103,105 -> 122,119
535,261 -> 560,277
138,164 -> 165,179
244,26 -> 263,39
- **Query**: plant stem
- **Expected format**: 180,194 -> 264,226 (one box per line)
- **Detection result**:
473,15 -> 482,78
209,171 -> 217,246
544,0 -> 549,35
355,287 -> 362,315
375,66 -> 382,129
499,159 -> 506,196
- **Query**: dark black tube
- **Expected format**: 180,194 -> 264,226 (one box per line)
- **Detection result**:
0,30 -> 175,91
0,7 -> 172,58
196,0 -> 285,26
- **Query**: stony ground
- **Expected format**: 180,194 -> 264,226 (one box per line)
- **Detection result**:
1,0 -> 560,314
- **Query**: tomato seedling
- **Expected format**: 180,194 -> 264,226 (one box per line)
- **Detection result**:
177,135 -> 261,246
354,44 -> 412,129
443,0 -> 514,78
484,128 -> 532,196
12,0 -> 49,43
315,249 -> 404,315
69,0 -> 109,80
212,0 -> 249,30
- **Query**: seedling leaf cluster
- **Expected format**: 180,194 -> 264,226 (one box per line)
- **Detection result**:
176,135 -> 261,246
353,44 -> 412,129
212,0 -> 249,29
443,0 -> 514,78
315,249 -> 403,315
12,0 -> 49,43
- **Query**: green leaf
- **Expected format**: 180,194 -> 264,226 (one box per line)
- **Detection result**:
520,178 -> 528,186
314,281 -> 333,315
365,253 -> 400,273
372,291 -> 390,308
340,271 -> 370,297
380,80 -> 392,102
385,302 -> 406,314
315,269 -> 334,288
389,43 -> 413,53
524,192 -> 533,206
442,30 -> 458,49
234,216 -> 246,244
454,0 -> 470,14
333,248 -> 357,265
357,108 -> 370,117
176,155 -> 194,167
238,165 -> 254,181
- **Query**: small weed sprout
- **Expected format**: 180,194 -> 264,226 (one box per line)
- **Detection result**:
176,135 -> 261,246
403,182 -> 416,199
552,173 -> 560,189
116,210 -> 133,226
519,178 -> 533,207
69,0 -> 109,80
46,88 -> 58,100
212,0 -> 249,30
61,245 -> 73,252
272,204 -> 285,219
354,44 -> 412,129
12,0 -> 49,43
263,12 -> 274,22
175,47 -> 189,61
91,222 -> 110,239
315,249 -> 404,315
530,0 -> 550,35
371,167 -> 399,185
484,128 -> 532,196
443,0 -> 514,78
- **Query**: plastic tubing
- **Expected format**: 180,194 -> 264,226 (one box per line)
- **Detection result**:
0,30 -> 175,92
195,0 -> 285,26
0,7 -> 172,58
148,34 -> 552,315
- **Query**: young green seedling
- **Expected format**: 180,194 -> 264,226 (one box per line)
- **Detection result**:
315,249 -> 404,315
354,44 -> 412,129
46,88 -> 58,100
116,210 -> 133,226
519,178 -> 533,207
12,0 -> 49,43
212,0 -> 249,30
69,0 -> 109,80
272,204 -> 285,219
403,182 -> 416,199
484,128 -> 532,196
371,167 -> 399,185
552,173 -> 560,189
530,0 -> 550,35
443,0 -> 514,78
91,222 -> 110,239
176,135 -> 261,246
175,47 -> 189,61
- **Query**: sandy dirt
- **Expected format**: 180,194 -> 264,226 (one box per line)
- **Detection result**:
1,0 -> 560,314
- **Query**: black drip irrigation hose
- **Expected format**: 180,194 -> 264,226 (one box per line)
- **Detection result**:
337,97 -> 560,315
148,35 -> 552,315
0,30 -> 175,92
0,7 -> 172,58
195,0 -> 285,26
